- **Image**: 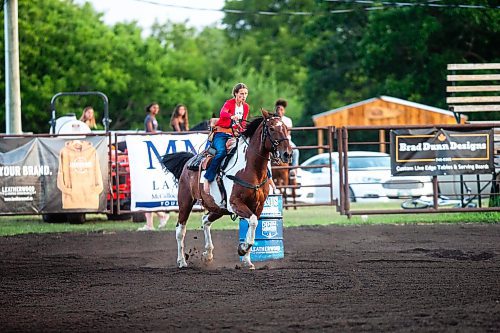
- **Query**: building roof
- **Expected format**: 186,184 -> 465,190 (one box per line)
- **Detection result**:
312,95 -> 458,121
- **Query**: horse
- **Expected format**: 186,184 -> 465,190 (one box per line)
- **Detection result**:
271,161 -> 297,209
161,109 -> 293,269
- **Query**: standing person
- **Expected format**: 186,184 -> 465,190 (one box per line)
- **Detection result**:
275,98 -> 299,176
170,104 -> 190,132
203,83 -> 251,194
80,106 -> 97,129
144,102 -> 161,133
138,102 -> 169,231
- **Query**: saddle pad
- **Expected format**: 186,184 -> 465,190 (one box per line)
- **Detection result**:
187,153 -> 205,171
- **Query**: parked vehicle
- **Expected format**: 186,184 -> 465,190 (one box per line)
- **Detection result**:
295,151 -> 433,204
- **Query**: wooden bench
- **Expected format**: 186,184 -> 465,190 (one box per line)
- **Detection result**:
446,63 -> 500,204
447,63 -> 500,122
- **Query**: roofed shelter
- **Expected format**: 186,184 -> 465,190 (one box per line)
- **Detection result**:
312,96 -> 467,152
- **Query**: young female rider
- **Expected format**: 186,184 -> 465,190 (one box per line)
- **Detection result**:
203,83 -> 250,194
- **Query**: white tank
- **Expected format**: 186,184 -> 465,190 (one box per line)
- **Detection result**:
53,114 -> 91,134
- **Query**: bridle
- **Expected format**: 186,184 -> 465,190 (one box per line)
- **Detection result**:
261,115 -> 289,163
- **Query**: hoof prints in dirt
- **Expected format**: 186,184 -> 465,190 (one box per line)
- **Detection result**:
404,248 -> 495,261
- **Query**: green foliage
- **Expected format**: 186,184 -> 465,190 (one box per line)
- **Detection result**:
302,2 -> 500,121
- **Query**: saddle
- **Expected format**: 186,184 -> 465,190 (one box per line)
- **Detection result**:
186,139 -> 238,172
186,139 -> 239,206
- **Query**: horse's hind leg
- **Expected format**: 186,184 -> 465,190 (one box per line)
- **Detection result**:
176,223 -> 188,268
176,198 -> 195,268
201,212 -> 223,262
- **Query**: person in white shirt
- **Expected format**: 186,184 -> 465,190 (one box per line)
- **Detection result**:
275,99 -> 299,177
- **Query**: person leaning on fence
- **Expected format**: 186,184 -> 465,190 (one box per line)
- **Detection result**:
275,98 -> 299,177
170,104 -> 189,132
138,102 -> 170,231
203,83 -> 250,195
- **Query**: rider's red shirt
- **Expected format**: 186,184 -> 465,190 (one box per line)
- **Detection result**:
215,98 -> 249,133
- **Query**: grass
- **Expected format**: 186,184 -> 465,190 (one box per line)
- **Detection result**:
0,205 -> 499,236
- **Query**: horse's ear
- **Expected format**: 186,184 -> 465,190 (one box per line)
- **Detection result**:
261,108 -> 270,118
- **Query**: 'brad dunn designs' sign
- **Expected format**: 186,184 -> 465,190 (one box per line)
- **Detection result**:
390,128 -> 494,176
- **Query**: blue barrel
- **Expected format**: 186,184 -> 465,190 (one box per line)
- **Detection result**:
260,194 -> 283,218
239,194 -> 284,262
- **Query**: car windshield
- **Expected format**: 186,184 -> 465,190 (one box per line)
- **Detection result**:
348,155 -> 390,170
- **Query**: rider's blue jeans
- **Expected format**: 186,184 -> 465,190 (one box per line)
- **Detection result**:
204,132 -> 231,182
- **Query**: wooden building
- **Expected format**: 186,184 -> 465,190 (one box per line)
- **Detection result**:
312,95 -> 467,152
313,95 -> 466,127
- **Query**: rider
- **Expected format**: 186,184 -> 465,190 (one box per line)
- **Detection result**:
203,83 -> 250,194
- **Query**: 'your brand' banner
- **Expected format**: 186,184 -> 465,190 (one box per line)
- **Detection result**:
126,133 -> 208,211
0,136 -> 109,214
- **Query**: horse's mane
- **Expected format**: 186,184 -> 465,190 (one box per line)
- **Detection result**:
242,117 -> 263,138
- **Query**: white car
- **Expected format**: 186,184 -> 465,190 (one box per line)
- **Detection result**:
295,151 -> 433,204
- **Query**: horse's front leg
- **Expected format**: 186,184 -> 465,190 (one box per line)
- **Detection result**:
176,223 -> 187,268
237,214 -> 258,270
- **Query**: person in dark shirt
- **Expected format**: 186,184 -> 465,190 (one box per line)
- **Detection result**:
170,104 -> 189,132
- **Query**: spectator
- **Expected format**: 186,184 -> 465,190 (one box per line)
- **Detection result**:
170,104 -> 190,132
275,98 -> 299,177
138,102 -> 169,231
144,102 -> 161,133
80,106 -> 97,130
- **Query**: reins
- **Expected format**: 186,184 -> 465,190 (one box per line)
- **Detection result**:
227,175 -> 268,191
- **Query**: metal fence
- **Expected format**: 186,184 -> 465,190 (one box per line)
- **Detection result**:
277,123 -> 500,216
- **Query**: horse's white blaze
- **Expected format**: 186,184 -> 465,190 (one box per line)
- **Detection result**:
176,224 -> 187,268
202,215 -> 214,261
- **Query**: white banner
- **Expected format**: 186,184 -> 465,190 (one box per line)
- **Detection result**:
126,133 -> 208,211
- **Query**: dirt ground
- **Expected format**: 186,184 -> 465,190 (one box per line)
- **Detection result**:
0,223 -> 499,332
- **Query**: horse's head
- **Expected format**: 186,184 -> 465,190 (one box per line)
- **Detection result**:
261,108 -> 293,164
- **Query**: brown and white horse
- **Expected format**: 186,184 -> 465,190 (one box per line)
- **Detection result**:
162,109 -> 292,269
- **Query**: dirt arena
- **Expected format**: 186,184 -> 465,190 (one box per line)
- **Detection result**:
1,223 -> 499,332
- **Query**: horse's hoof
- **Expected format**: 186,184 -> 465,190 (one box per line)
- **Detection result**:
202,251 -> 213,262
177,259 -> 188,268
238,242 -> 252,256
242,260 -> 255,270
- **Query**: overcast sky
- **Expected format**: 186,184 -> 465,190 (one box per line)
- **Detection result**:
74,0 -> 226,33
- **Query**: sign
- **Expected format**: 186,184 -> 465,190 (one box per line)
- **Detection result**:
260,194 -> 283,218
0,136 -> 109,214
390,128 -> 494,176
126,133 -> 208,211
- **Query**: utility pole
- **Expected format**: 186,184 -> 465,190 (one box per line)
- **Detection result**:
4,0 -> 22,134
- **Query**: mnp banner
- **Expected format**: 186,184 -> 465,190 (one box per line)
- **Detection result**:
0,136 -> 109,214
126,133 -> 208,211
390,128 -> 494,176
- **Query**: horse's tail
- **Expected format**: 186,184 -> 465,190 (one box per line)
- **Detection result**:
161,152 -> 194,180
